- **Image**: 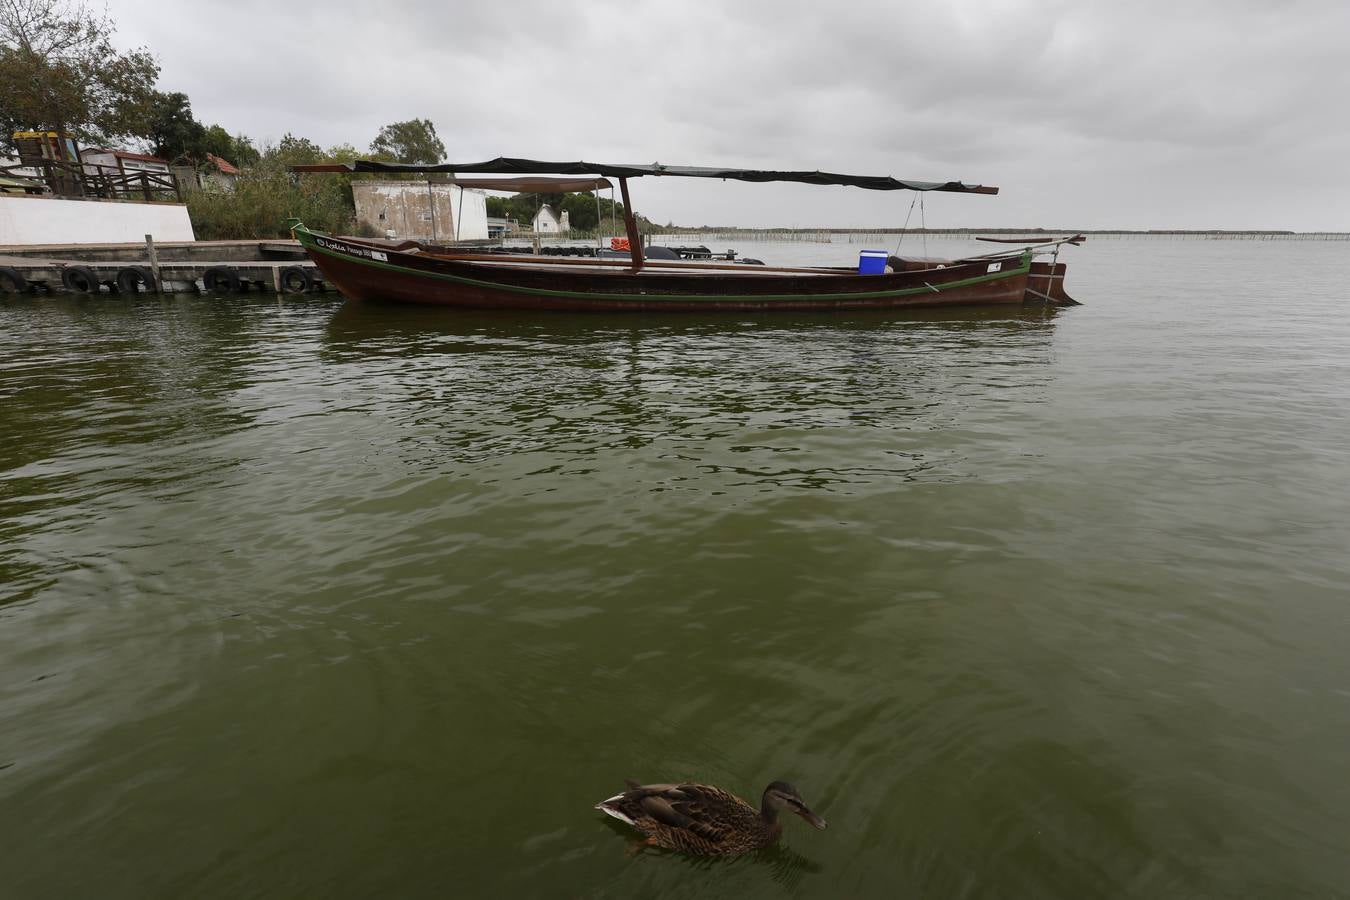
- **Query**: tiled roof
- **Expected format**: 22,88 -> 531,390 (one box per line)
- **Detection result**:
112,150 -> 169,164
206,153 -> 241,175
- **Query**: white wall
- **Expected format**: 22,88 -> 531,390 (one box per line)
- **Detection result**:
453,187 -> 489,240
121,159 -> 170,174
0,195 -> 195,244
80,151 -> 170,174
1,155 -> 40,178
80,150 -> 118,173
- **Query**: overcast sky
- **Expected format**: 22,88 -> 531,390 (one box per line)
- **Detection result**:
104,0 -> 1350,230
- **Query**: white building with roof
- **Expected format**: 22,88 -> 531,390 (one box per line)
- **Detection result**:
531,204 -> 571,233
79,148 -> 172,176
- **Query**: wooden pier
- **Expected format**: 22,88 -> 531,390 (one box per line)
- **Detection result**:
0,238 -> 332,295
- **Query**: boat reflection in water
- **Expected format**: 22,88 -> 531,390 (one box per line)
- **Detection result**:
321,299 -> 1068,359
320,300 -> 1067,488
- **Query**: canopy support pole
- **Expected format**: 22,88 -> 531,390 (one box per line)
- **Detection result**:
619,177 -> 644,272
594,189 -> 602,248
455,181 -> 464,242
427,178 -> 437,242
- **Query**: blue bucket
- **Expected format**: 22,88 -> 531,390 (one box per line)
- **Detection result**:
858,250 -> 888,274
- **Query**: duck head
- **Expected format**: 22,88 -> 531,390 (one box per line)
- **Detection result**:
761,781 -> 827,830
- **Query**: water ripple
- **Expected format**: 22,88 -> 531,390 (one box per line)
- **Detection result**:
3,241 -> 1350,899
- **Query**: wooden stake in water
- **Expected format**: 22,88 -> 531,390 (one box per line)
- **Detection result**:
144,234 -> 160,290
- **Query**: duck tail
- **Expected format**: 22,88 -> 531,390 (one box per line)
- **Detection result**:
595,794 -> 636,826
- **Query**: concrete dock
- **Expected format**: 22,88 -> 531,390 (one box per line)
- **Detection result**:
0,239 -> 331,295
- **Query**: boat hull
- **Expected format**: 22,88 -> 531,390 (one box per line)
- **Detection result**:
294,226 -> 1033,312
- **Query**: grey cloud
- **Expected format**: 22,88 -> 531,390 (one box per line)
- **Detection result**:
104,0 -> 1350,229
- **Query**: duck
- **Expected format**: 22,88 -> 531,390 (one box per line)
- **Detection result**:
595,779 -> 827,855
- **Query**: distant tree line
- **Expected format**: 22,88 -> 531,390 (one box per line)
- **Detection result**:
486,192 -> 665,234
487,192 -> 623,232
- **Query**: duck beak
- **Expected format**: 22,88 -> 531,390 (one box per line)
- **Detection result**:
796,807 -> 827,830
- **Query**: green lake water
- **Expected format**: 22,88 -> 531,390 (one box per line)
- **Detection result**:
2,238 -> 1349,898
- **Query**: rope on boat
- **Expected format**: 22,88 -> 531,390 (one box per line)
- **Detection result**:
891,194 -> 929,257
892,195 -> 918,255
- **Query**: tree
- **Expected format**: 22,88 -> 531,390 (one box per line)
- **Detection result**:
325,142 -> 361,163
144,90 -> 204,162
230,133 -> 259,166
369,118 -> 445,164
562,192 -> 617,231
200,124 -> 235,161
274,133 -> 324,167
0,0 -> 159,151
192,123 -> 260,169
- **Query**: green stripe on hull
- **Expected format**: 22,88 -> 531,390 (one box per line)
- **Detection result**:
293,225 -> 1031,304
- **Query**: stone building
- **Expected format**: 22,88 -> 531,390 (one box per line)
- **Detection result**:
351,180 -> 488,241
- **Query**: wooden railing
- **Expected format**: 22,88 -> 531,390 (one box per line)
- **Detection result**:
0,159 -> 184,202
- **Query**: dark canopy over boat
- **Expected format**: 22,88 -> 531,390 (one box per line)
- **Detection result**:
289,158 -> 1078,311
290,156 -> 999,195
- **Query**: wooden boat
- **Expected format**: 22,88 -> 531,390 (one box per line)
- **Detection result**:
289,158 -> 1081,312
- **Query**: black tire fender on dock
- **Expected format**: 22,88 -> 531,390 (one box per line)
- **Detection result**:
61,265 -> 100,293
278,265 -> 314,295
0,266 -> 29,294
202,266 -> 241,293
115,266 -> 157,294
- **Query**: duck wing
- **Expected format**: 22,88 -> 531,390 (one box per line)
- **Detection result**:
627,783 -> 753,844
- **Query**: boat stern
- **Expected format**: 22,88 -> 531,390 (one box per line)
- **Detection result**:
1026,260 -> 1079,305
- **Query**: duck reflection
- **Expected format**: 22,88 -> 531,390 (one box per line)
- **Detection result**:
596,814 -> 824,889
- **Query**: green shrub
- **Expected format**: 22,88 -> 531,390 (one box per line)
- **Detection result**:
187,140 -> 355,239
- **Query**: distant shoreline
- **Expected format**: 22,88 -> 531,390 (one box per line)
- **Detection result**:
657,227 -> 1348,237
648,227 -> 1350,241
